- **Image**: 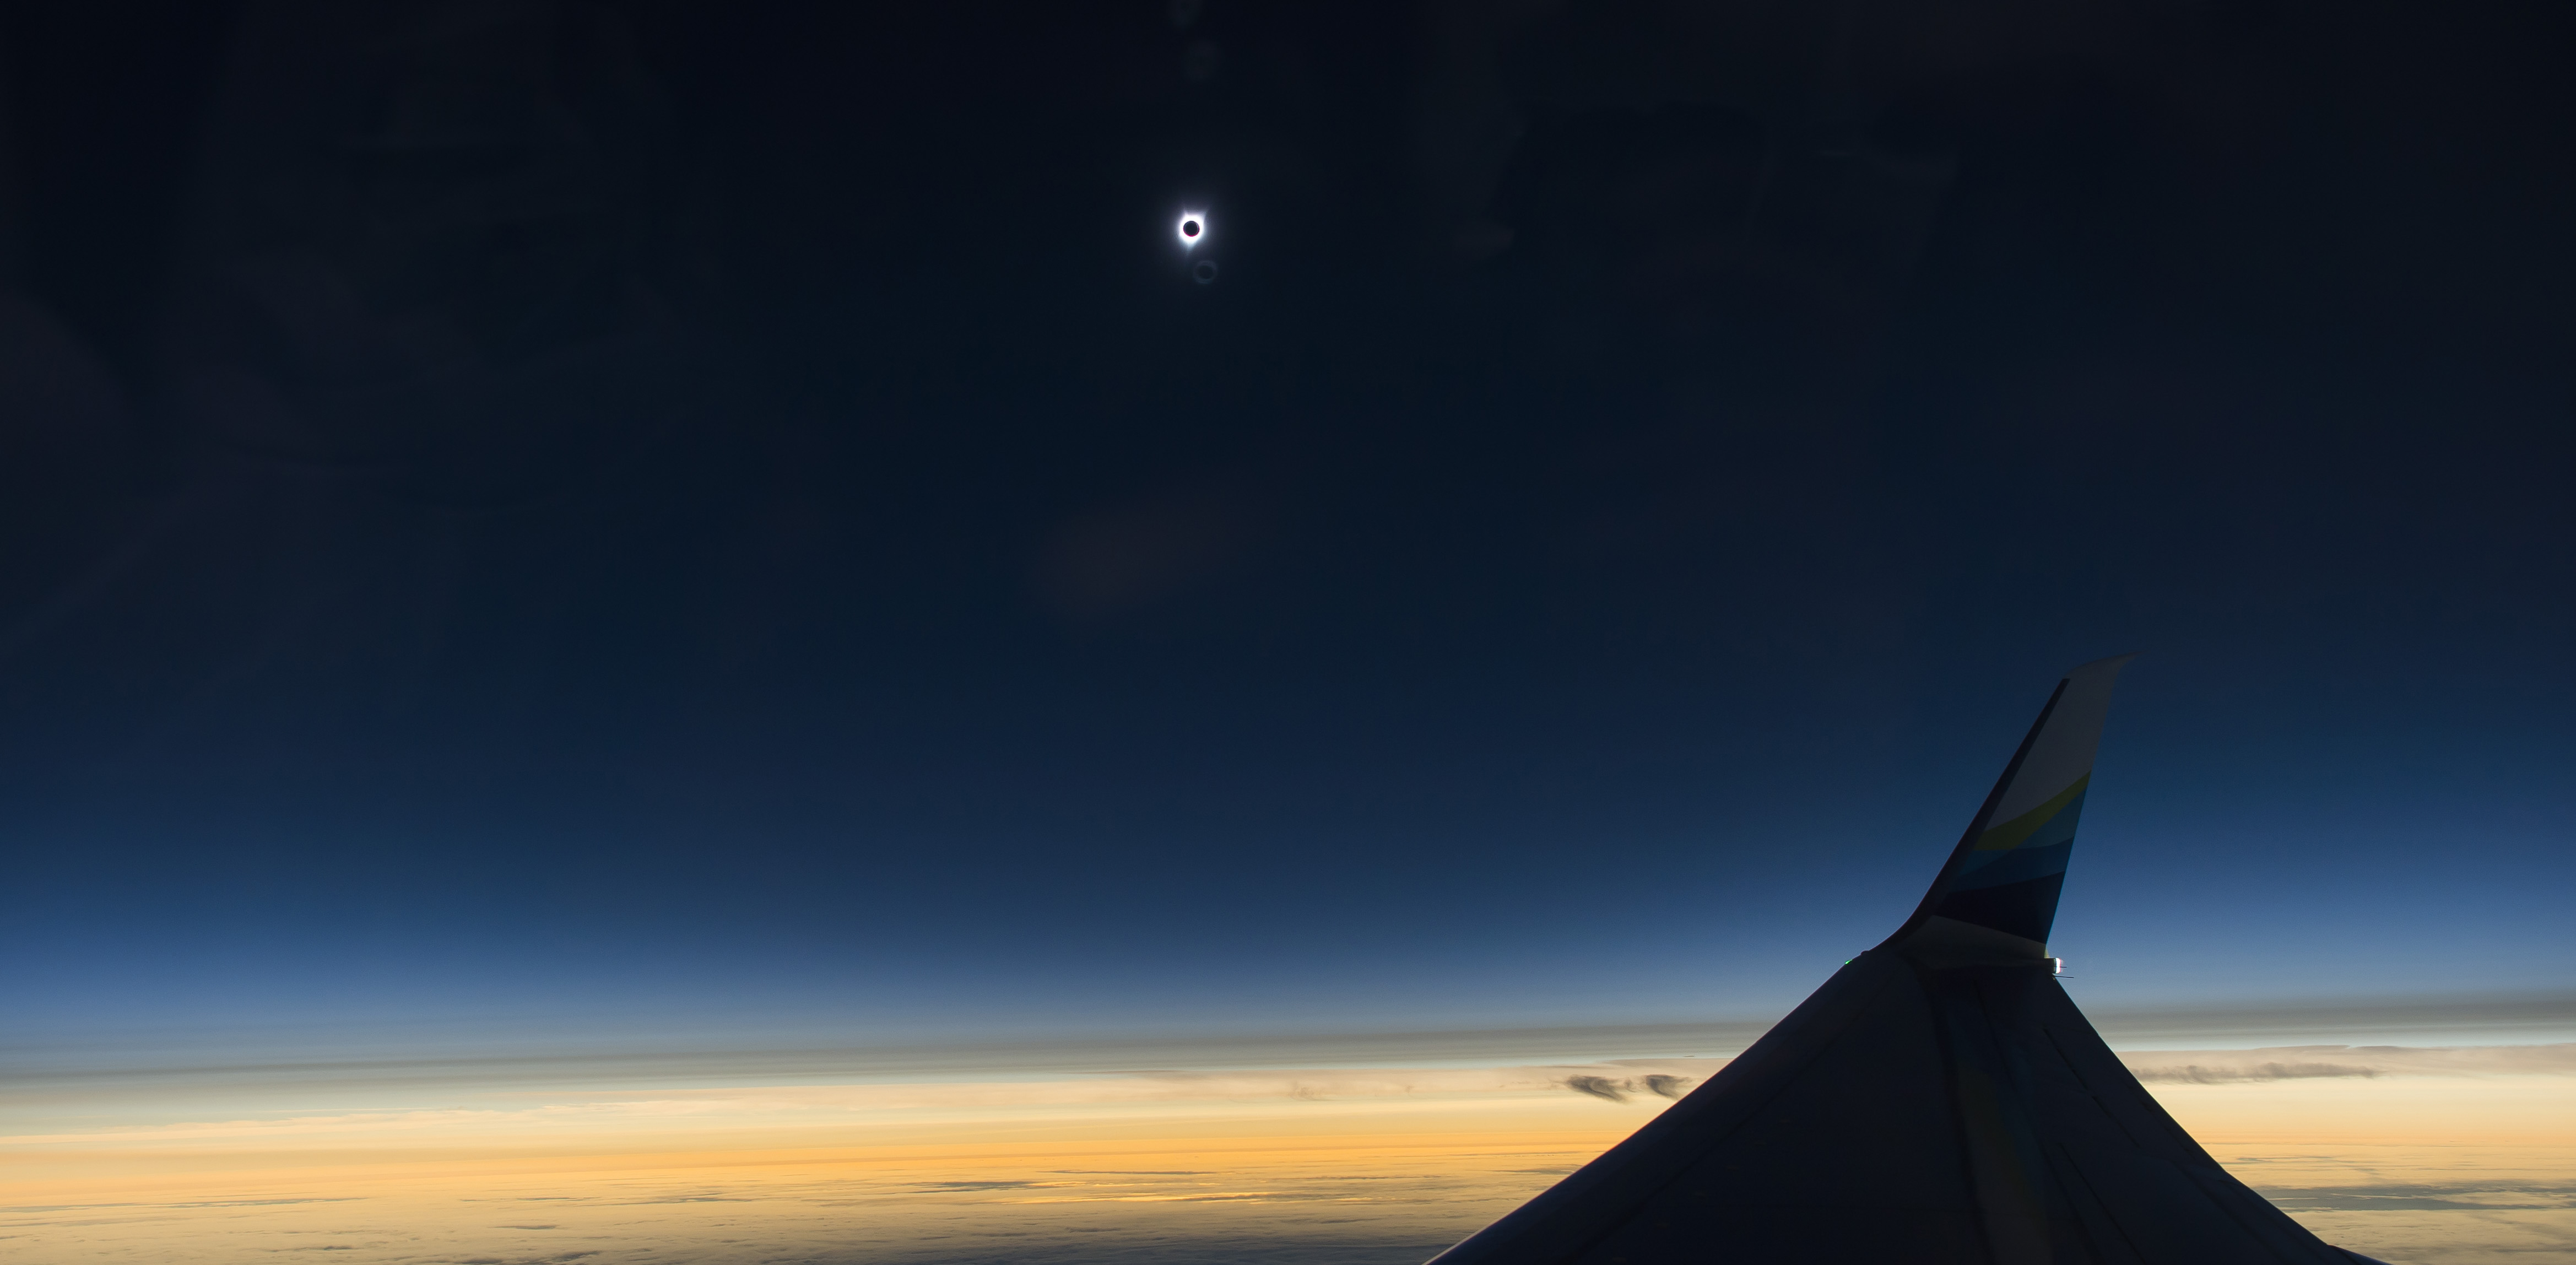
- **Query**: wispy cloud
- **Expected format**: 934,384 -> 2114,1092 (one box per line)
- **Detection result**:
2258,1183 -> 2576,1213
1559,1074 -> 1697,1102
2130,1061 -> 2383,1084
2121,1044 -> 2576,1084
2088,992 -> 2576,1046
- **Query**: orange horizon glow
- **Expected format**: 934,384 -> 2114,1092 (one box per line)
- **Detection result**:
7,1046 -> 2572,1264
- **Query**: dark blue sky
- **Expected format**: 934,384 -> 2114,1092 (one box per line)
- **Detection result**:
3,0 -> 2569,1055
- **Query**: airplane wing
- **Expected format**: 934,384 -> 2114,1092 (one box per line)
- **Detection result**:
1426,656 -> 2390,1265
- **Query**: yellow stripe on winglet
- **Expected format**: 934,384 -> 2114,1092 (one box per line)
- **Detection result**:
1974,774 -> 2089,851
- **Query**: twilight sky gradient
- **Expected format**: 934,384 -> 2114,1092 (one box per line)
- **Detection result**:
2,2 -> 2572,1262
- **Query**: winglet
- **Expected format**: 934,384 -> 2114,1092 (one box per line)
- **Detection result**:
1884,655 -> 2135,959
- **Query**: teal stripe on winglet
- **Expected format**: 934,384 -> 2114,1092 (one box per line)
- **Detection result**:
1975,776 -> 2089,851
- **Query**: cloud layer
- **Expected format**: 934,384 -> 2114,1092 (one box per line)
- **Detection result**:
2121,1044 -> 2576,1084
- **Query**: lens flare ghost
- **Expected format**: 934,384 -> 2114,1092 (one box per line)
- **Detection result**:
1176,211 -> 1208,249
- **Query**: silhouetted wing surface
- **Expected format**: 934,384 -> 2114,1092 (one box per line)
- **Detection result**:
1427,657 -> 2387,1265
